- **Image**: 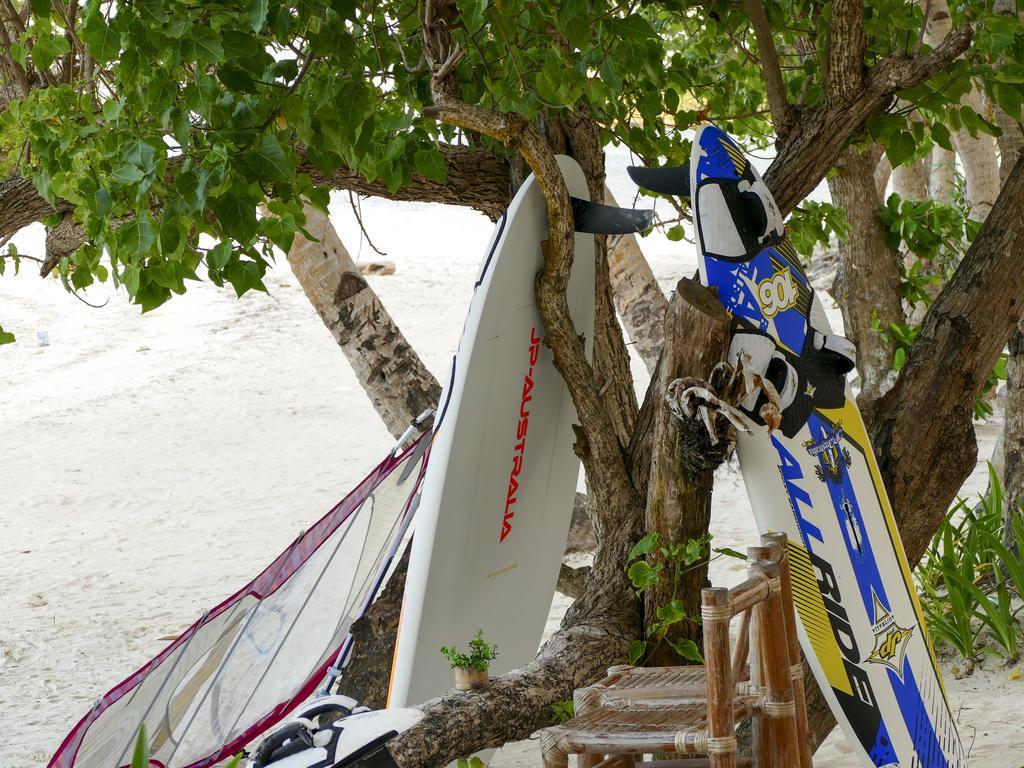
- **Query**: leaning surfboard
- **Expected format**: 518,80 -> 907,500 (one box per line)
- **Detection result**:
387,155 -> 598,708
631,125 -> 966,768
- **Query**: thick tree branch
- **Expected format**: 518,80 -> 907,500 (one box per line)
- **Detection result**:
765,24 -> 972,216
286,203 -> 441,439
743,0 -> 796,137
3,145 -> 513,270
557,563 -> 592,599
299,145 -> 511,221
825,0 -> 867,103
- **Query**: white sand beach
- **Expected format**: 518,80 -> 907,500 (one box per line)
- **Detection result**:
1,152 -> 1019,767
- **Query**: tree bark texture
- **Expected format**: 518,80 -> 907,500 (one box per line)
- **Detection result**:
764,24 -> 972,217
827,146 -> 904,400
997,108 -> 1024,186
869,153 -> 1024,566
288,203 -> 441,439
643,278 -> 730,664
1002,323 -> 1024,548
605,187 -> 668,374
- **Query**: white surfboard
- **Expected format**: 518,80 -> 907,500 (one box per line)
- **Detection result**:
686,124 -> 966,767
387,156 -> 596,707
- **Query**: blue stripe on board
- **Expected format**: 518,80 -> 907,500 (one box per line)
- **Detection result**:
806,412 -> 948,768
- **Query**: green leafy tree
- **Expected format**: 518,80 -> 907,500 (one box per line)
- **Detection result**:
2,1 -> 1024,764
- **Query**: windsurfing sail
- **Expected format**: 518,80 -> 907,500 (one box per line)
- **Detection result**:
49,430 -> 431,768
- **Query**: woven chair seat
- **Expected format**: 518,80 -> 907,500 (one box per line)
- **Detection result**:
543,700 -> 751,757
538,533 -> 813,768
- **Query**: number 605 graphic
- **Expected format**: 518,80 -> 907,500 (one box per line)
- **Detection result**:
757,268 -> 798,318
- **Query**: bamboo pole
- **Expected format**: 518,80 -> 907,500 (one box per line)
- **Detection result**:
701,586 -> 736,768
749,553 -> 800,767
762,533 -> 813,768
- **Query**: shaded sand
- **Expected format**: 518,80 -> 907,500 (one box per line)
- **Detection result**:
1,149 -> 1018,767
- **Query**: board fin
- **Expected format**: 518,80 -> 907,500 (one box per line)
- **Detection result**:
570,197 -> 654,234
627,163 -> 691,197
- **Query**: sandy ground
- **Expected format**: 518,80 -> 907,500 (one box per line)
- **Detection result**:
1,149 -> 1019,767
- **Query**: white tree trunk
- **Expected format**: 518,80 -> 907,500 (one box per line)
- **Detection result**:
924,0 -> 999,218
604,187 -> 668,373
286,203 -> 441,439
892,157 -> 928,201
929,145 -> 956,203
874,152 -> 892,199
953,86 -> 1001,220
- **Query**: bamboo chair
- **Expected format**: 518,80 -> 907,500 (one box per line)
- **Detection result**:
539,533 -> 812,768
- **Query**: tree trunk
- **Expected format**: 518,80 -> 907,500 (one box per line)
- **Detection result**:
827,146 -> 903,400
287,203 -> 441,439
892,156 -> 928,201
643,278 -> 730,664
993,67 -> 1024,544
929,145 -> 956,204
1003,324 -> 1024,548
953,86 -> 1001,220
996,108 -> 1024,186
605,186 -> 668,374
874,152 -> 892,199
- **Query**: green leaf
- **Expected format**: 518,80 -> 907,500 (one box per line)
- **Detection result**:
0,325 -> 15,345
655,598 -> 686,626
184,28 -> 224,65
930,122 -> 953,151
222,30 -> 263,63
9,41 -> 26,67
627,639 -> 647,665
668,638 -> 703,663
112,164 -> 145,185
118,218 -> 156,256
94,188 -> 112,217
207,241 -> 233,270
247,134 -> 291,181
413,149 -> 448,184
211,194 -> 259,241
32,31 -> 70,70
30,0 -> 51,17
666,224 -> 685,242
626,560 -> 661,591
102,99 -> 123,121
136,0 -> 168,24
82,6 -> 121,63
884,131 -> 917,168
713,547 -> 747,561
628,532 -> 659,560
248,0 -> 269,32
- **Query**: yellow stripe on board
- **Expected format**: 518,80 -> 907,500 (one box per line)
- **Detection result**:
721,140 -> 746,176
787,541 -> 853,695
817,400 -> 950,705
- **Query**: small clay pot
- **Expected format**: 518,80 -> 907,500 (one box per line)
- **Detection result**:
454,666 -> 489,690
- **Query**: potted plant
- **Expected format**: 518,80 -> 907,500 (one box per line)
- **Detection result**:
440,629 -> 498,690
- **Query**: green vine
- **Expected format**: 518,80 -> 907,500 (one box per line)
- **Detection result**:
624,531 -> 741,666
